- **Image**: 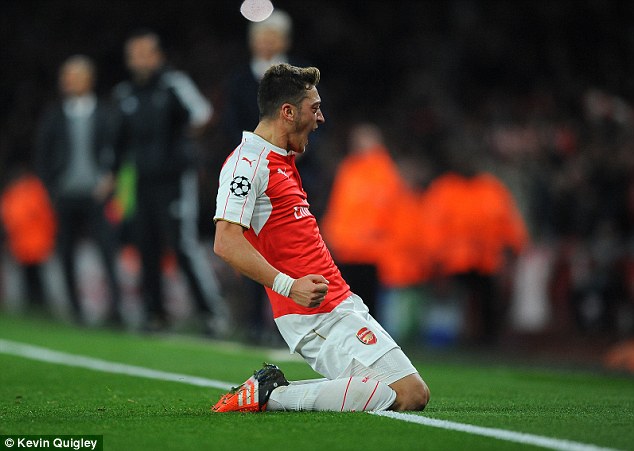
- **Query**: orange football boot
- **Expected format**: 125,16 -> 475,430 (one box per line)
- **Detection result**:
212,363 -> 289,412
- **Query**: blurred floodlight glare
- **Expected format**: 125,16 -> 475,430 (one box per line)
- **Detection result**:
240,0 -> 274,22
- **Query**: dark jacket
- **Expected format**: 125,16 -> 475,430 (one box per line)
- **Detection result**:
112,66 -> 203,182
223,65 -> 261,145
34,99 -> 114,197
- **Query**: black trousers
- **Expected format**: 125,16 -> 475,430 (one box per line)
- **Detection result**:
453,271 -> 499,344
55,195 -> 121,316
337,263 -> 379,317
134,176 -> 221,321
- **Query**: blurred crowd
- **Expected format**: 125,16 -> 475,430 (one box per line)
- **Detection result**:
1,1 -> 634,369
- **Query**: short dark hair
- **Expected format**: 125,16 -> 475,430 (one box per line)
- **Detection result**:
257,63 -> 320,119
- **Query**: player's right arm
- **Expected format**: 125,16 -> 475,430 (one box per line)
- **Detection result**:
213,220 -> 329,308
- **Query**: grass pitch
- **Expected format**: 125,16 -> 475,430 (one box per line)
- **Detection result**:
0,314 -> 632,451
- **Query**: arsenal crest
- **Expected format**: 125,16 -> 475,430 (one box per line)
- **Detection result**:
356,327 -> 377,345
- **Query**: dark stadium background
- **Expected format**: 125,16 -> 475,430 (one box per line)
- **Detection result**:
1,0 -> 634,362
2,1 -> 633,170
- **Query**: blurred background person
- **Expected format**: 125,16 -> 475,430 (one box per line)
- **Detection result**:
321,123 -> 403,317
34,55 -> 122,326
111,30 -> 229,335
0,164 -> 57,314
424,149 -> 529,345
223,9 -> 296,145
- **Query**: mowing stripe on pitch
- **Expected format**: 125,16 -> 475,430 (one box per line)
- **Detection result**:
0,339 -> 621,451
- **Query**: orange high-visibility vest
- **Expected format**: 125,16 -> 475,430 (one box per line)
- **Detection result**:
0,174 -> 57,264
469,173 -> 528,273
378,187 -> 437,287
423,172 -> 528,276
321,145 -> 403,264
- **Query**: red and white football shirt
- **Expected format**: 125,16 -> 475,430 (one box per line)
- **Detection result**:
215,132 -> 352,321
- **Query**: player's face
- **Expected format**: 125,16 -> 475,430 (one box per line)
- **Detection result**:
289,87 -> 324,154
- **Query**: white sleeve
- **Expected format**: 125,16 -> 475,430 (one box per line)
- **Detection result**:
163,71 -> 213,127
214,148 -> 267,228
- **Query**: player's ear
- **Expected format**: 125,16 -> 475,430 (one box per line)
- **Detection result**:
281,103 -> 295,122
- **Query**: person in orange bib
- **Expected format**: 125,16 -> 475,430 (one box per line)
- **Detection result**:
0,168 -> 57,309
321,123 -> 403,316
423,152 -> 529,344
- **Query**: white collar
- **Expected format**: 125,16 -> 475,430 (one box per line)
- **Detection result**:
63,94 -> 97,117
242,131 -> 290,156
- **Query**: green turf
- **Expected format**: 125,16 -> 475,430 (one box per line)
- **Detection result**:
1,314 -> 633,450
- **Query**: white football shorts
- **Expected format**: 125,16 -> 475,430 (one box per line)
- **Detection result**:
292,294 -> 419,384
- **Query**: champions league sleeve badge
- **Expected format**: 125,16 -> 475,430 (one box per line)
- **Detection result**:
230,175 -> 252,198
